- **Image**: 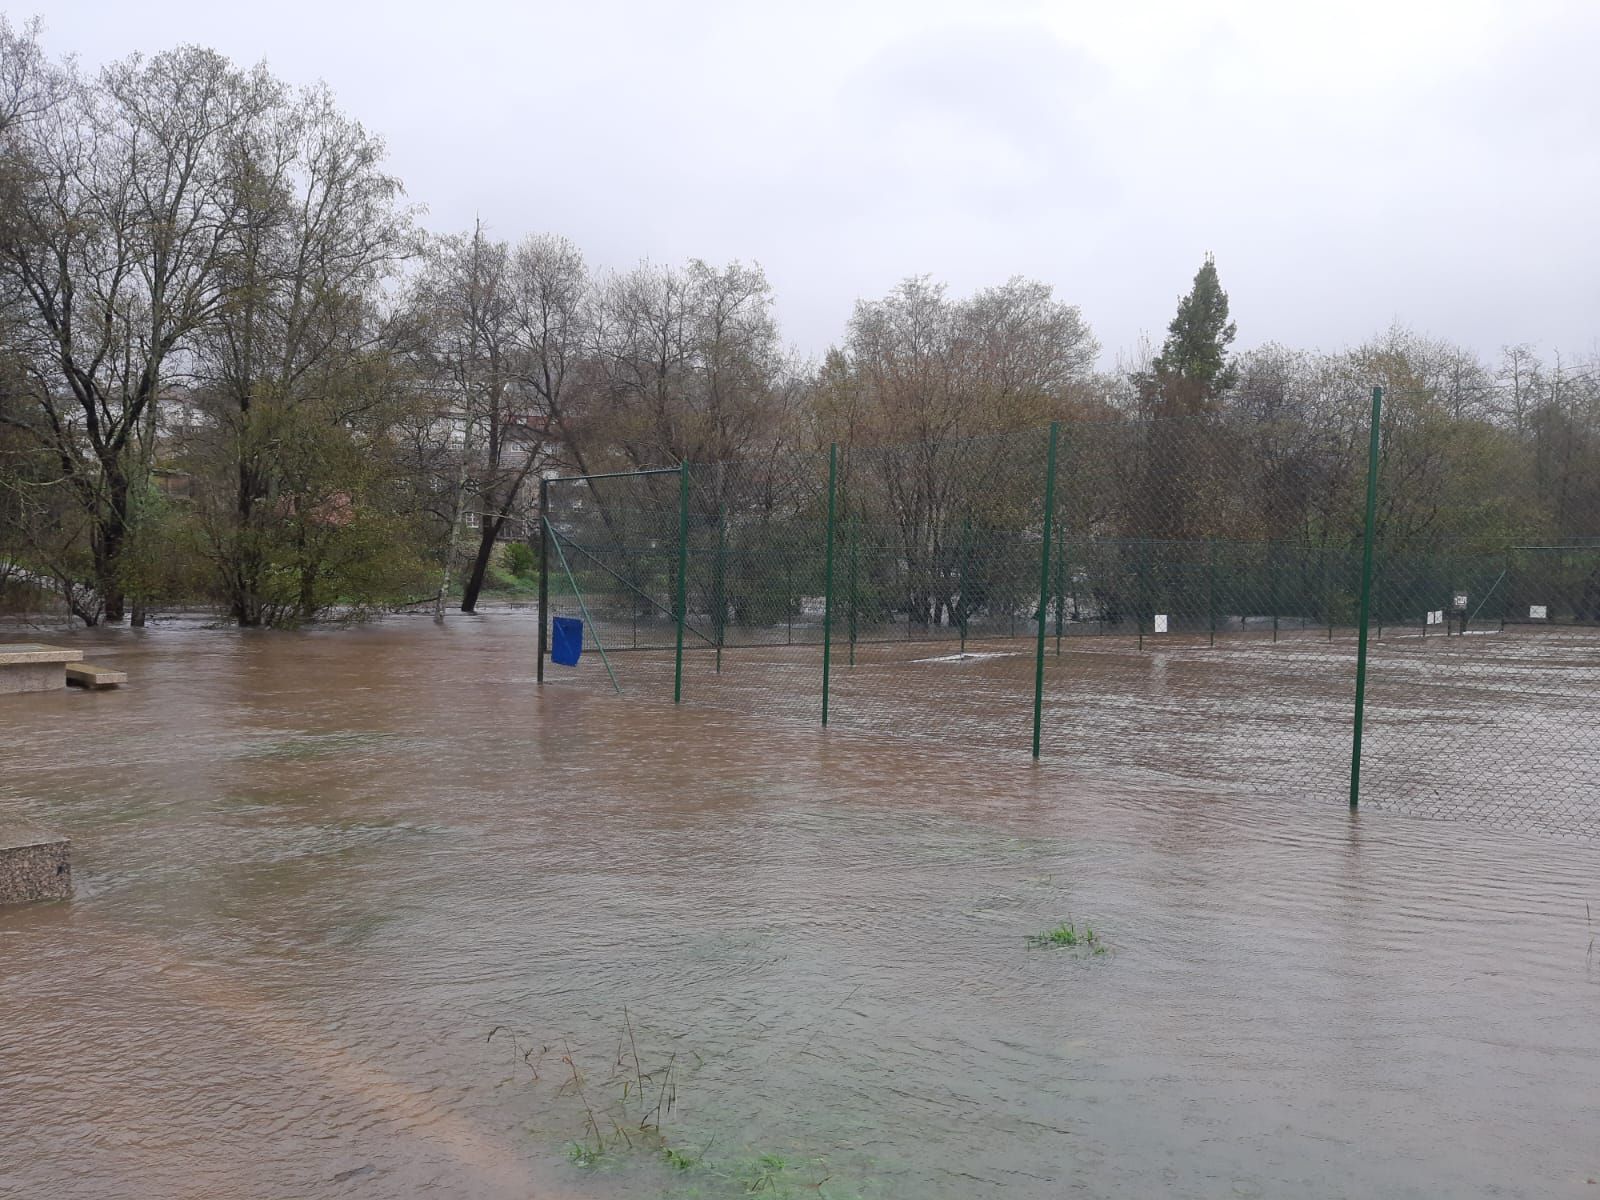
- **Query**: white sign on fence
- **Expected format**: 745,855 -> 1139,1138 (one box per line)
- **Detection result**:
1454,593 -> 1468,609
1153,614 -> 1169,633
1530,604 -> 1548,620
1427,610 -> 1444,625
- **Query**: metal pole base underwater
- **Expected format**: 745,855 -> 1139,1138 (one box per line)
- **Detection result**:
1349,386 -> 1383,809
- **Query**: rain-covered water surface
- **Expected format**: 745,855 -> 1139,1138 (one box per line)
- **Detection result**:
2,616 -> 1596,1198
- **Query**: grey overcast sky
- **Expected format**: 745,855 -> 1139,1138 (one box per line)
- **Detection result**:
20,0 -> 1600,367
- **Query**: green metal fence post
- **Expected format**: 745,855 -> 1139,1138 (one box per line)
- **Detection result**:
1349,386 -> 1383,810
1500,546 -> 1511,632
673,460 -> 690,704
1208,538 -> 1217,648
1325,546 -> 1334,642
1138,538 -> 1148,651
958,513 -> 972,656
1270,541 -> 1280,643
821,443 -> 838,726
714,482 -> 727,675
1444,549 -> 1453,637
1032,422 -> 1060,759
537,477 -> 549,684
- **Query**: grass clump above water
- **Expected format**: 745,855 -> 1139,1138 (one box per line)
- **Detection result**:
663,1145 -> 700,1171
1025,920 -> 1107,954
502,1010 -> 867,1197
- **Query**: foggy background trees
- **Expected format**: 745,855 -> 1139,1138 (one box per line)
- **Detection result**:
1,23 -> 1595,627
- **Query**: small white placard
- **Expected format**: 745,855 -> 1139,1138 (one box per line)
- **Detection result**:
1427,610 -> 1443,625
1453,593 -> 1468,610
1153,614 -> 1168,633
1530,604 -> 1548,620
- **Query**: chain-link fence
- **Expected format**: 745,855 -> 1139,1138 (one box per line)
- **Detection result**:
541,455 -> 833,719
540,392 -> 1600,840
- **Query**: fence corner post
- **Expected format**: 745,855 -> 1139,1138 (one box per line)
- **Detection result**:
673,459 -> 690,704
537,476 -> 549,685
714,471 -> 727,675
821,443 -> 838,726
1033,422 -> 1060,759
1350,386 -> 1383,809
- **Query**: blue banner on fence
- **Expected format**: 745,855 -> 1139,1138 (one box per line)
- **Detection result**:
551,617 -> 583,667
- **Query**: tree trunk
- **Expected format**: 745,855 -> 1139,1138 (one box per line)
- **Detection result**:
294,524 -> 320,625
459,518 -> 505,613
96,469 -> 131,624
229,460 -> 267,627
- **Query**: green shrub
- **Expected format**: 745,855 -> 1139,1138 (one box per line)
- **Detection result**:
504,540 -> 536,579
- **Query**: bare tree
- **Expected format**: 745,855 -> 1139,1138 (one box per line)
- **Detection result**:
0,44 -> 277,622
410,223 -> 578,614
186,82 -> 414,625
822,275 -> 1098,625
584,259 -> 790,477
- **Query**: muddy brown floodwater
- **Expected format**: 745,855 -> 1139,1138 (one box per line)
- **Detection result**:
1,614 -> 1597,1198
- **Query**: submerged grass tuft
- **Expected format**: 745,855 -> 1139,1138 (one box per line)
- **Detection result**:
1026,920 -> 1108,954
566,1141 -> 603,1168
728,1152 -> 790,1194
663,1145 -> 699,1171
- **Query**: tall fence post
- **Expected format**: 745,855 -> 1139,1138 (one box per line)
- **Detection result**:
1349,386 -> 1383,809
958,514 -> 972,656
1032,422 -> 1060,759
714,480 -> 727,675
1325,546 -> 1334,641
1207,539 -> 1217,648
1270,542 -> 1280,643
1500,546 -> 1511,632
673,460 -> 690,704
537,476 -> 549,684
821,443 -> 838,726
1137,538 -> 1148,651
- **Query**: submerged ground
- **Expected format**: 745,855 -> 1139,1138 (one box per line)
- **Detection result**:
1,616 -> 1596,1198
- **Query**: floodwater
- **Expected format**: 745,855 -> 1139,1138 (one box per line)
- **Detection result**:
558,620 -> 1600,838
1,615 -> 1597,1198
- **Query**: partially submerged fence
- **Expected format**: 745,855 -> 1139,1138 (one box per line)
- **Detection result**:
539,391 -> 1600,839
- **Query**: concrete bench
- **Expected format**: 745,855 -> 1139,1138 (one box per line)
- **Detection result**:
0,643 -> 83,694
0,826 -> 72,904
66,661 -> 127,689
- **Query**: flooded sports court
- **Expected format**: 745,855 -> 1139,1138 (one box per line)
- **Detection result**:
2,616 -> 1597,1198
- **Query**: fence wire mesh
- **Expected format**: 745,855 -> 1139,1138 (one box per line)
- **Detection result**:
542,397 -> 1600,842
1359,540 -> 1600,837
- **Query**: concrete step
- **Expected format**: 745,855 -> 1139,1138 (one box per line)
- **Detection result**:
66,662 -> 127,689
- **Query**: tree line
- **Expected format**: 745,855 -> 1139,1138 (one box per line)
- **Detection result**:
2,25 -> 1595,628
